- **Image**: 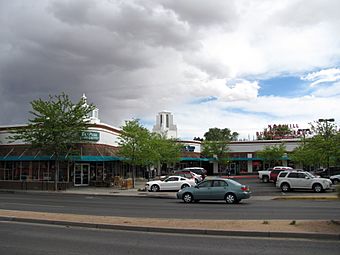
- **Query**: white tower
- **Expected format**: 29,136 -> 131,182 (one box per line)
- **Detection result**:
82,94 -> 100,124
152,111 -> 177,139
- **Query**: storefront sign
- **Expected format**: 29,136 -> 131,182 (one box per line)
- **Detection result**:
81,131 -> 100,141
183,145 -> 195,152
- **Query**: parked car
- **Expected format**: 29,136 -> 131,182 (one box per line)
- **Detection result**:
276,170 -> 333,193
176,178 -> 251,204
330,174 -> 340,185
258,166 -> 293,183
183,167 -> 207,180
146,176 -> 196,192
173,170 -> 202,183
270,168 -> 298,184
313,167 -> 340,178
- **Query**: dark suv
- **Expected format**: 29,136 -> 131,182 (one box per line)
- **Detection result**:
313,167 -> 340,178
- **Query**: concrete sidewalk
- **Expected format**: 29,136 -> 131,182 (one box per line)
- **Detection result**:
1,209 -> 340,240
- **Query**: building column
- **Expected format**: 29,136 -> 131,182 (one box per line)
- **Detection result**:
247,153 -> 253,173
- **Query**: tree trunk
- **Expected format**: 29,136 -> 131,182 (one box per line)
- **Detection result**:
54,159 -> 59,191
132,164 -> 136,188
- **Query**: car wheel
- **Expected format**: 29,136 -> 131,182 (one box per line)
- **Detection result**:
181,184 -> 189,189
313,183 -> 323,193
262,176 -> 269,183
183,193 -> 193,203
225,193 -> 238,204
332,179 -> 339,185
151,184 -> 160,192
281,183 -> 290,192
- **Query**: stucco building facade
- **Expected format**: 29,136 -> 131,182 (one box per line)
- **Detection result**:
0,99 -> 301,190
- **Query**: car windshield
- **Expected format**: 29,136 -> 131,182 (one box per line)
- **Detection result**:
305,172 -> 316,178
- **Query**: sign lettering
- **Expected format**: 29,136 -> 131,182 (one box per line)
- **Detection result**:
81,131 -> 100,141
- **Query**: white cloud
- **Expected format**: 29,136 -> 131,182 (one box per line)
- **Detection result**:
172,93 -> 340,140
0,0 -> 340,140
311,82 -> 340,97
301,68 -> 340,87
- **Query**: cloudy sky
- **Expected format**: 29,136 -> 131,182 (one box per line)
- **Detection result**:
1,0 -> 339,140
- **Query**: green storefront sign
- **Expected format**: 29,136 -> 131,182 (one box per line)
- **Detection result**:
81,131 -> 100,141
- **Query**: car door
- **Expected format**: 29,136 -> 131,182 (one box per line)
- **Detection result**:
162,177 -> 179,190
211,180 -> 228,199
194,180 -> 213,199
287,172 -> 299,188
297,173 -> 311,188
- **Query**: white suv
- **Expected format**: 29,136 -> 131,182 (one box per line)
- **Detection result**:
276,170 -> 332,193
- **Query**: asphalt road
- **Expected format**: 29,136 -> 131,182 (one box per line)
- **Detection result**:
0,221 -> 339,255
1,192 -> 339,220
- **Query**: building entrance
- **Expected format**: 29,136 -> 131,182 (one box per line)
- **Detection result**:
74,164 -> 90,186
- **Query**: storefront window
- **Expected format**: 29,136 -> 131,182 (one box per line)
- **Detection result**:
21,161 -> 30,181
13,162 -> 21,180
32,162 -> 40,180
58,161 -> 68,182
41,162 -> 51,181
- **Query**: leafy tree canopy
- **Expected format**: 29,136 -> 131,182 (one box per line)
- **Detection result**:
9,93 -> 95,157
118,119 -> 181,168
256,144 -> 286,167
9,93 -> 95,190
291,120 -> 339,168
202,128 -> 238,163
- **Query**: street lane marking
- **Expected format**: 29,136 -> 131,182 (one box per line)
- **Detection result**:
0,203 -> 65,208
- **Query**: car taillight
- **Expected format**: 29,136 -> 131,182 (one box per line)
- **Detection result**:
241,186 -> 249,191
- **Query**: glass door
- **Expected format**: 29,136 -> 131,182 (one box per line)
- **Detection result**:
82,164 -> 90,186
74,164 -> 90,186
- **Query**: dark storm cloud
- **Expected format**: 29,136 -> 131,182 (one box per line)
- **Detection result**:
160,0 -> 238,29
0,0 -> 202,126
49,0 -> 198,50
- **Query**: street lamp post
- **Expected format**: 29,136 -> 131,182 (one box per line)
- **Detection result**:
318,118 -> 335,177
297,128 -> 311,140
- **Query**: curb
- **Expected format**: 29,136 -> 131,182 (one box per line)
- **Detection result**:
273,196 -> 339,200
1,216 -> 339,241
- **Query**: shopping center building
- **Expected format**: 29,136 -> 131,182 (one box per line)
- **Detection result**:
0,98 -> 301,190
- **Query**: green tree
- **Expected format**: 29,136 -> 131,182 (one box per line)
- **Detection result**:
202,128 -> 238,169
290,142 -> 317,167
333,132 -> 340,166
150,133 -> 181,173
118,119 -> 150,186
9,93 -> 95,190
292,119 -> 339,171
118,120 -> 181,185
256,144 -> 287,168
